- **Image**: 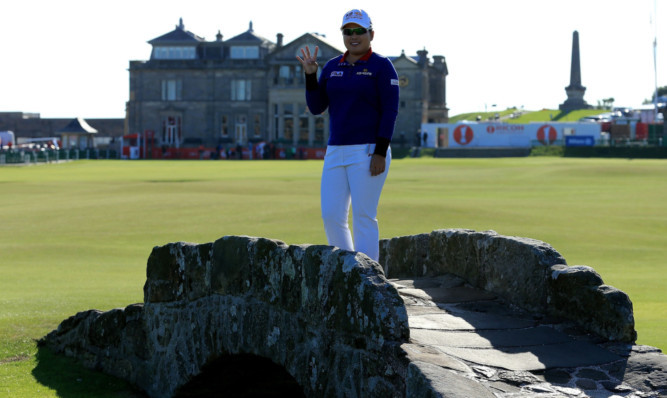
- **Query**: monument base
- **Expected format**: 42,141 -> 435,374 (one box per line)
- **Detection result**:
560,87 -> 591,111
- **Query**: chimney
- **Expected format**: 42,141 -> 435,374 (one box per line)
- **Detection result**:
432,55 -> 446,72
277,33 -> 284,48
417,48 -> 428,68
216,30 -> 223,42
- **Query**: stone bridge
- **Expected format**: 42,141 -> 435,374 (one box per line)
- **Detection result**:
40,229 -> 666,397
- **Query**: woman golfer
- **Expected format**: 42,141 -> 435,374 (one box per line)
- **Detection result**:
297,9 -> 400,261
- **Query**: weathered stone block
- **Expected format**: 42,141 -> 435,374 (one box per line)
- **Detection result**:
319,249 -> 409,343
429,229 -> 481,282
183,242 -> 212,301
379,233 -> 431,277
298,244 -> 324,312
144,243 -> 189,302
248,237 -> 289,305
210,236 -> 252,295
548,264 -> 636,342
89,308 -> 128,347
474,232 -> 566,313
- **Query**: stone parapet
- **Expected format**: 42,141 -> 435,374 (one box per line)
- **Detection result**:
43,236 -> 410,398
379,229 -> 636,342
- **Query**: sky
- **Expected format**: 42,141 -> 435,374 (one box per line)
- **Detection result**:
1,0 -> 664,119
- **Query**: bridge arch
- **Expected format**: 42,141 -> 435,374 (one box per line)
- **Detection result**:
43,236 -> 409,397
172,353 -> 305,397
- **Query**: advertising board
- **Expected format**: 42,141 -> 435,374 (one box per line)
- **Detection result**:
421,122 -> 601,148
565,135 -> 595,147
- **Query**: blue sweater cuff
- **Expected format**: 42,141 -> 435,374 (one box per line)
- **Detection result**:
305,73 -> 318,91
374,137 -> 391,157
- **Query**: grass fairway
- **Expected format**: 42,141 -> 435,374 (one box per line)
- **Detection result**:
1,157 -> 666,395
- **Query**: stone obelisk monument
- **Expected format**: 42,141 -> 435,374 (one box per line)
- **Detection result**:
559,30 -> 591,111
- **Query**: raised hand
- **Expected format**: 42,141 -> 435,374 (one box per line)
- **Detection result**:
296,46 -> 319,74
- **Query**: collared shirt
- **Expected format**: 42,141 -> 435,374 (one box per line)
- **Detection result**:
305,49 -> 399,148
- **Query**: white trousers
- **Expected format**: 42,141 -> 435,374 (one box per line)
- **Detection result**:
320,144 -> 391,261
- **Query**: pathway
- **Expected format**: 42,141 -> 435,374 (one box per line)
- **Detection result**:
392,274 -> 667,397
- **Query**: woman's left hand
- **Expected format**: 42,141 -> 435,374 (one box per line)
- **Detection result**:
370,154 -> 386,176
296,46 -> 319,75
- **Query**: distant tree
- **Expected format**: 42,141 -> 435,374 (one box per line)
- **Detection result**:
598,98 -> 615,109
644,86 -> 667,104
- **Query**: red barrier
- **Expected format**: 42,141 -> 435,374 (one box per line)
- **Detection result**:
148,146 -> 327,160
636,123 -> 649,140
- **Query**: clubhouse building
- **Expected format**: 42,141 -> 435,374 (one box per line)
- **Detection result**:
126,19 -> 449,151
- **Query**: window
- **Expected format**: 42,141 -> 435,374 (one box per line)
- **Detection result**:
295,65 -> 304,84
253,115 -> 261,137
276,65 -> 303,85
279,66 -> 293,84
284,119 -> 293,141
283,104 -> 294,141
221,115 -> 229,137
299,117 -> 309,143
230,46 -> 259,59
154,46 -> 196,60
231,80 -> 252,101
235,115 -> 247,145
315,116 -> 325,144
299,104 -> 309,143
161,79 -> 182,101
162,116 -> 182,146
273,104 -> 280,141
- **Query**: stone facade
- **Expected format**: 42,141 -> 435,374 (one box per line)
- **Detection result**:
126,19 -> 448,148
39,229 -> 663,397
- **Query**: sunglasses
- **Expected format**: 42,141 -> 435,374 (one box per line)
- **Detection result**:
342,27 -> 369,36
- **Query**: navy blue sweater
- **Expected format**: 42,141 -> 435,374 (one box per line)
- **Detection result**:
305,49 -> 399,157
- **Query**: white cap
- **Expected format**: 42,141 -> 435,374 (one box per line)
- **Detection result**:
341,9 -> 372,30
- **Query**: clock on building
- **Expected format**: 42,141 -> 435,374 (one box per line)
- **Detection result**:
398,76 -> 409,87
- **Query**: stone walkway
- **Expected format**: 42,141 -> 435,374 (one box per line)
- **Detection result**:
391,275 -> 667,398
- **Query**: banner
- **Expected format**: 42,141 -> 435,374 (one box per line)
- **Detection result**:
565,135 -> 595,147
421,122 -> 602,148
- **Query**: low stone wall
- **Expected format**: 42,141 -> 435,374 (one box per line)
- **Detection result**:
379,229 -> 636,343
42,236 -> 410,398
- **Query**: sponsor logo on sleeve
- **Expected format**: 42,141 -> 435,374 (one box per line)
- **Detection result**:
391,79 -> 399,86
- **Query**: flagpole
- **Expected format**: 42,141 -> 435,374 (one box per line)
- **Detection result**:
653,0 -> 658,121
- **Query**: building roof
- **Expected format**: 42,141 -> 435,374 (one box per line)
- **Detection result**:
148,18 -> 205,44
390,50 -> 419,64
304,32 -> 344,54
226,21 -> 273,46
56,117 -> 98,134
